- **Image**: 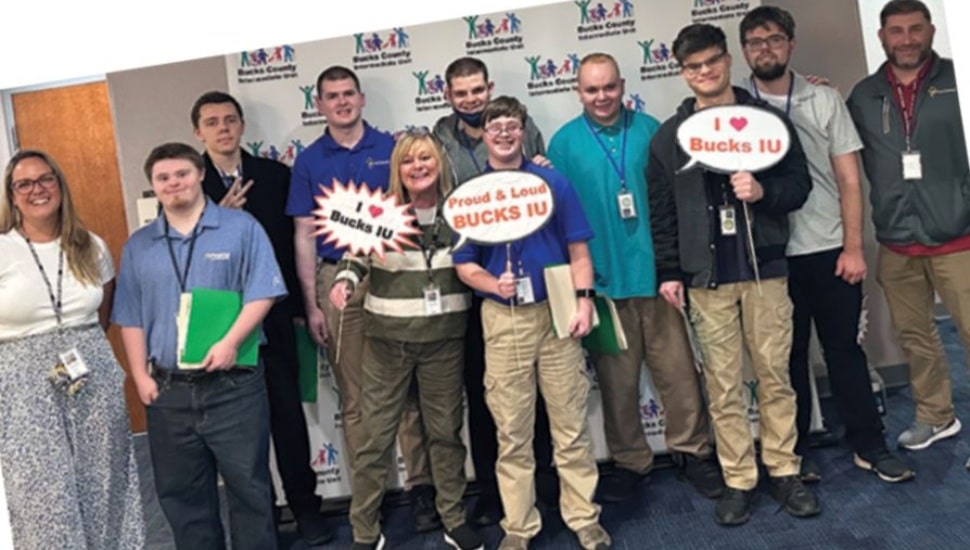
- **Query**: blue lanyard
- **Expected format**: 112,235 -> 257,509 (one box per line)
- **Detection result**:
750,72 -> 794,117
584,110 -> 629,191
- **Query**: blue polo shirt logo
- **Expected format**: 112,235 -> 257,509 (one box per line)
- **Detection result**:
205,252 -> 231,261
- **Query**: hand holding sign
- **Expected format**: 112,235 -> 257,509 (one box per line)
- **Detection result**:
442,170 -> 555,251
310,179 -> 421,261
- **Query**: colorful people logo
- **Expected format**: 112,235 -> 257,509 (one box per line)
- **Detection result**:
465,12 -> 521,39
355,28 -> 410,53
413,71 -> 445,96
526,54 -> 580,80
625,93 -> 646,113
576,0 -> 634,23
239,45 -> 295,67
744,380 -> 760,407
638,39 -> 671,64
312,442 -> 341,467
299,85 -> 316,110
641,398 -> 664,420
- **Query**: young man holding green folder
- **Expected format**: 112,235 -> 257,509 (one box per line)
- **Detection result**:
113,142 -> 286,550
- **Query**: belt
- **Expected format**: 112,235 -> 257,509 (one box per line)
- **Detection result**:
319,257 -> 339,266
151,366 -> 251,383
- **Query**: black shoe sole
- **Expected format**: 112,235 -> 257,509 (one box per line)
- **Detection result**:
853,454 -> 916,483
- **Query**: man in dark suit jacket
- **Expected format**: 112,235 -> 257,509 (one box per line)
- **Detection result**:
191,90 -> 332,546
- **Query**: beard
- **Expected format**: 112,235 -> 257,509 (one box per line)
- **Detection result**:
887,45 -> 932,70
752,60 -> 787,82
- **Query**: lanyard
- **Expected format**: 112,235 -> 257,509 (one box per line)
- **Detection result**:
217,164 -> 242,188
750,73 -> 794,117
455,118 -> 484,175
418,213 -> 445,282
585,110 -> 629,191
893,79 -> 924,150
164,206 -> 205,293
23,234 -> 64,326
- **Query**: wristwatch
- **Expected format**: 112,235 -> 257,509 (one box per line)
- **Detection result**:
575,288 -> 596,298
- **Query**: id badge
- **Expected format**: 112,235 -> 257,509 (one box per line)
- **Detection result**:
424,283 -> 443,315
617,190 -> 637,219
902,151 -> 922,180
59,348 -> 91,381
719,204 -> 737,236
515,276 -> 536,305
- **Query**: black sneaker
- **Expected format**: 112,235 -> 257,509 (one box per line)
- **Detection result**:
854,449 -> 915,483
595,466 -> 649,503
470,492 -> 503,526
769,475 -> 821,518
799,458 -> 822,484
679,454 -> 725,499
352,533 -> 385,550
714,488 -> 754,526
444,523 -> 485,550
409,484 -> 442,532
536,468 -> 561,510
294,510 -> 334,546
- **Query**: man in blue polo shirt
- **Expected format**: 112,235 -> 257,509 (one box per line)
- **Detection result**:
547,52 -> 722,503
454,96 -> 610,550
113,142 -> 285,549
285,65 -> 435,532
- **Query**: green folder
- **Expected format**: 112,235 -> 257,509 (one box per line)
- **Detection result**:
180,288 -> 259,366
581,296 -> 627,356
294,323 -> 319,402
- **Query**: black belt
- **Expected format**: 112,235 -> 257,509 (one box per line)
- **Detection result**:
320,257 -> 339,265
152,367 -> 250,383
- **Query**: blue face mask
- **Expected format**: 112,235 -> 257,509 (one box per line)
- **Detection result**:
455,110 -> 483,129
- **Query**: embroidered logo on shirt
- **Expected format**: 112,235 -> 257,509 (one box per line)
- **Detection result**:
205,252 -> 231,261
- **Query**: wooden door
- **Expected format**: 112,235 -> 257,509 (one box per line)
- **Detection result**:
11,81 -> 146,433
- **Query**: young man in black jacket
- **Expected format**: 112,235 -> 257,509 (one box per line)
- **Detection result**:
646,23 -> 818,527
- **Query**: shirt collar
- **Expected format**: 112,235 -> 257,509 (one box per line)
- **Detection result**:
151,197 -> 220,239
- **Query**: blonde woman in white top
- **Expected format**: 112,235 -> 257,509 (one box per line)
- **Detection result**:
0,150 -> 145,549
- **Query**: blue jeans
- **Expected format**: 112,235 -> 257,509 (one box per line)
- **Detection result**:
146,365 -> 276,550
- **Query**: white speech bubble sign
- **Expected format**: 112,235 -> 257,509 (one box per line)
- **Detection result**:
676,104 -> 792,174
442,170 -> 556,251
310,178 -> 422,261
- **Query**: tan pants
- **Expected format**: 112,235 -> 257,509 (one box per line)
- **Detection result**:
688,278 -> 800,490
591,296 -> 713,473
316,262 -> 428,482
481,300 -> 600,539
877,246 -> 970,425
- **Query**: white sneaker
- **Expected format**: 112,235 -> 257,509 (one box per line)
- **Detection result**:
897,417 -> 961,450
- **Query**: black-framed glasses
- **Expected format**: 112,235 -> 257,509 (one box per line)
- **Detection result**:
10,173 -> 58,195
743,34 -> 790,51
680,51 -> 728,77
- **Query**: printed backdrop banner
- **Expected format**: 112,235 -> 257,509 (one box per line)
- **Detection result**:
233,0 -> 774,501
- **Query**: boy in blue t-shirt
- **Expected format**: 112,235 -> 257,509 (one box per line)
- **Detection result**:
453,96 -> 611,550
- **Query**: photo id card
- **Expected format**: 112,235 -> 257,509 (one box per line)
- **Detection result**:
424,283 -> 442,315
617,190 -> 637,219
59,348 -> 91,380
719,204 -> 737,236
903,151 -> 922,180
515,276 -> 536,305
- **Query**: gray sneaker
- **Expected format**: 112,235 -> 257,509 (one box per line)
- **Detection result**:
576,523 -> 612,550
897,418 -> 962,450
498,534 -> 530,550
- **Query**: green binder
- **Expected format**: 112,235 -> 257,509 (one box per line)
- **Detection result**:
581,296 -> 627,356
294,323 -> 319,402
180,288 -> 259,367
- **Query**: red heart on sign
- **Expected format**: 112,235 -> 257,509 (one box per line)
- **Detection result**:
729,117 -> 748,131
368,205 -> 384,218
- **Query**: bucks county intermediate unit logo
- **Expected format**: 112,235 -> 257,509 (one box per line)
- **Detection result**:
353,28 -> 413,70
413,70 -> 450,113
624,93 -> 647,113
638,38 -> 680,81
524,53 -> 580,97
463,12 -> 525,55
692,0 -> 751,23
575,0 -> 637,41
237,45 -> 298,84
246,139 -> 305,166
298,84 -> 327,127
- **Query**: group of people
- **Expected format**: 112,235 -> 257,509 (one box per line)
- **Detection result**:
0,0 -> 967,549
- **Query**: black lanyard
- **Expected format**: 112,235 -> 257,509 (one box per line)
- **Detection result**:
23,234 -> 64,325
584,109 -> 629,191
418,213 -> 445,282
164,207 -> 205,293
750,72 -> 794,117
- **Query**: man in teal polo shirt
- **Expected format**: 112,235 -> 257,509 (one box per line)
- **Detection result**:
547,52 -> 722,503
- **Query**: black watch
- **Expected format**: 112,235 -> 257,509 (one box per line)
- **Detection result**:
575,288 -> 596,298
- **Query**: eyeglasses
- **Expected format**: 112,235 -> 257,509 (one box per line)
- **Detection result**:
483,123 -> 523,136
680,51 -> 728,77
10,173 -> 58,195
744,34 -> 789,51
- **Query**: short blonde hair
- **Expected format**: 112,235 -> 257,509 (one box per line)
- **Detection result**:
388,132 -> 454,206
